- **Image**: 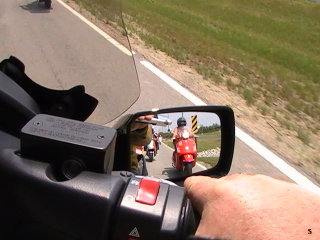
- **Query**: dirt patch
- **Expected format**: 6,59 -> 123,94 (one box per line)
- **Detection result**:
63,0 -> 319,183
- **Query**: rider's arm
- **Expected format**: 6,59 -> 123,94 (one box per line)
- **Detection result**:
130,125 -> 152,146
172,128 -> 179,139
130,115 -> 154,146
185,174 -> 320,240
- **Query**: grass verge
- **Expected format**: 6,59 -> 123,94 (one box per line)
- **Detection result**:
121,0 -> 320,136
66,0 -> 320,173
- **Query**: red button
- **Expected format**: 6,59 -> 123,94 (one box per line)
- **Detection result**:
135,178 -> 160,205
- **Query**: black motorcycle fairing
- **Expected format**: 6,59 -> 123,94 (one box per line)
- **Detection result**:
0,129 -> 19,149
0,71 -> 39,136
0,56 -> 98,121
111,114 -> 133,172
0,147 -> 197,239
0,149 -> 127,240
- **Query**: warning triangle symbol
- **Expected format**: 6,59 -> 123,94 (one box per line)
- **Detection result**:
129,227 -> 140,238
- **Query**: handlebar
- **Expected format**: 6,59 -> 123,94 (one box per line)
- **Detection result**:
136,117 -> 172,126
0,114 -> 198,239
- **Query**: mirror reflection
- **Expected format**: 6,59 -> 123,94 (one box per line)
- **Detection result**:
130,112 -> 221,179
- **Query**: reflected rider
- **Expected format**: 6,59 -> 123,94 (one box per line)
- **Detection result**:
172,117 -> 195,145
130,115 -> 153,175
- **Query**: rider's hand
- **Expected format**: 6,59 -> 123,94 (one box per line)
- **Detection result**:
131,115 -> 154,131
185,174 -> 320,240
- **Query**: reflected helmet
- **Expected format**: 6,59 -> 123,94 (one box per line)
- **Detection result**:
177,117 -> 186,127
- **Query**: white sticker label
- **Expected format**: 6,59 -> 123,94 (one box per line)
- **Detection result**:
129,227 -> 140,238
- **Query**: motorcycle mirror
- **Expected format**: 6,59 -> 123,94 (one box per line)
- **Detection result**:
127,105 -> 235,181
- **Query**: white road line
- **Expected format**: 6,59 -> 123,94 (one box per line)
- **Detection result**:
57,0 -> 132,56
196,162 -> 207,170
141,60 -> 320,195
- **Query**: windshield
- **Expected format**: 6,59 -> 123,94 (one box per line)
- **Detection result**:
0,0 -> 139,124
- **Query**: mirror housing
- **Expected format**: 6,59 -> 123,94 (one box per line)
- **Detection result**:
118,105 -> 235,181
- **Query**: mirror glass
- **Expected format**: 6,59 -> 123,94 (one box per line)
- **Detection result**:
129,112 -> 221,179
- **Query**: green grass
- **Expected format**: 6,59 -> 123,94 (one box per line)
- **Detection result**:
69,0 -> 320,142
242,88 -> 256,106
257,105 -> 270,116
121,0 -> 320,127
70,0 -> 125,32
297,128 -> 311,145
196,132 -> 221,152
196,132 -> 221,167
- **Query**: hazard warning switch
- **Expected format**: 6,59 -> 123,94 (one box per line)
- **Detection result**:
128,227 -> 140,240
135,178 -> 160,205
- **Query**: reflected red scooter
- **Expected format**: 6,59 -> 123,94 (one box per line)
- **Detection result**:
145,138 -> 157,161
172,130 -> 197,175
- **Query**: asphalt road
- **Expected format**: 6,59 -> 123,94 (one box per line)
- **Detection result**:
0,0 -> 139,124
1,0 -> 319,190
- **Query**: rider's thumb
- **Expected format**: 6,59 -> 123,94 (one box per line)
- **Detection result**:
184,176 -> 220,213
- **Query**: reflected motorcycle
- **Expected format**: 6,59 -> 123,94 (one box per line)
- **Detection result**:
172,129 -> 197,175
145,138 -> 157,161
